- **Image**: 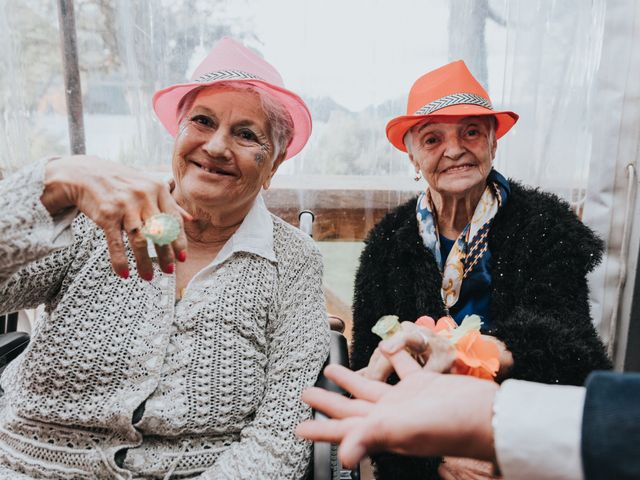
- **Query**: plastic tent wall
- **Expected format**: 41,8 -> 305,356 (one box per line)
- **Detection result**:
582,1 -> 640,369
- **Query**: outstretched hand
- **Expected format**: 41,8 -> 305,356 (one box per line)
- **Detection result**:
297,350 -> 498,468
40,156 -> 192,280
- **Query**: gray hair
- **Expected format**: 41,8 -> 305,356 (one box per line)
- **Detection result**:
176,82 -> 294,162
403,115 -> 497,154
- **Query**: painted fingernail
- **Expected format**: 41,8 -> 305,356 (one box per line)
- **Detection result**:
119,268 -> 129,279
166,263 -> 175,274
177,251 -> 187,262
142,271 -> 154,282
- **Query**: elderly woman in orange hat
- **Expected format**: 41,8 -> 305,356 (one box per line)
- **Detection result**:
350,61 -> 610,480
0,38 -> 328,479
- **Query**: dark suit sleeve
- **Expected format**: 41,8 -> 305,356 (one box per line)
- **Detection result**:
351,230 -> 441,480
582,371 -> 640,480
494,206 -> 611,385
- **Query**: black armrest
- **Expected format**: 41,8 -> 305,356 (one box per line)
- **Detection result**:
315,330 -> 349,394
0,332 -> 30,371
313,331 -> 360,480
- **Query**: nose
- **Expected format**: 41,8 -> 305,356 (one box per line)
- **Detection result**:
202,128 -> 232,160
442,135 -> 465,161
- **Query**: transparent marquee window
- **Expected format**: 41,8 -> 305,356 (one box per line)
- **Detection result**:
0,0 -> 609,335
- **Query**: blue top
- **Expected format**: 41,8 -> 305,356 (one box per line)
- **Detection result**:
439,235 -> 493,332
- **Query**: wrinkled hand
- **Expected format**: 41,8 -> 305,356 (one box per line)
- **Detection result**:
438,457 -> 497,480
361,319 -> 457,381
297,351 -> 498,467
40,155 -> 191,280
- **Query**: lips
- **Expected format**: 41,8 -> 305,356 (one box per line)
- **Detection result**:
189,159 -> 236,177
441,164 -> 477,174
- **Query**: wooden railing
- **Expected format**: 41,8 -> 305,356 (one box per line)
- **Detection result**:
263,175 -> 419,241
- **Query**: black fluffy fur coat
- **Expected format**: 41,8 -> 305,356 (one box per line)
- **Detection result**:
350,181 -> 612,480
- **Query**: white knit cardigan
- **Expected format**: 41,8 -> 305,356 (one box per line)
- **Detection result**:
0,161 -> 330,479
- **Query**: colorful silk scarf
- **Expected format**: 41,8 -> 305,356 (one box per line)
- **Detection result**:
416,169 -> 509,313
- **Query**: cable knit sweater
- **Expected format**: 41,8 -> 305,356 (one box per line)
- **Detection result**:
0,160 -> 330,479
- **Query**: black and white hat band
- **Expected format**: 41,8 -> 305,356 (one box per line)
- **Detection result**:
414,93 -> 493,116
194,69 -> 263,83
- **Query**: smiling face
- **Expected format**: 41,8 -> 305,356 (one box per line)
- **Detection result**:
172,87 -> 282,218
407,115 -> 497,198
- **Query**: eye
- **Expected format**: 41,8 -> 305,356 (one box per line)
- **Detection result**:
237,128 -> 259,143
191,115 -> 214,128
465,128 -> 480,138
424,135 -> 439,146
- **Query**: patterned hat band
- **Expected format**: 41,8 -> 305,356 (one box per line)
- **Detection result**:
414,92 -> 493,116
194,69 -> 264,83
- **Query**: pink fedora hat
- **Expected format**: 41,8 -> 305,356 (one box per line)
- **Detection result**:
153,37 -> 312,160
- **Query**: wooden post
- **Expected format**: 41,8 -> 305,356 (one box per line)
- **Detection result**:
57,0 -> 86,154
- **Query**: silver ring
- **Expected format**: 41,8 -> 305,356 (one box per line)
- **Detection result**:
416,329 -> 431,350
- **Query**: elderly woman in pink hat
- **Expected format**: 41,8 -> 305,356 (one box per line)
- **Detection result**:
0,38 -> 327,479
349,61 -> 610,480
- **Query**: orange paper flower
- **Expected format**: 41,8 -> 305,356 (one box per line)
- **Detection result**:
415,314 -> 500,380
416,315 -> 456,332
452,331 -> 500,380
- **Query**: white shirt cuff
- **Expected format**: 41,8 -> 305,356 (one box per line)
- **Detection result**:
493,379 -> 586,480
50,207 -> 77,248
42,156 -> 77,248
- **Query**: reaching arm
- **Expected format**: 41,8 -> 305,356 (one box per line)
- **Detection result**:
298,354 -> 499,466
0,159 -> 83,313
299,352 -> 591,480
581,371 -> 640,480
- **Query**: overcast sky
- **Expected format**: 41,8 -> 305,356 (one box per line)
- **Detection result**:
224,0 -> 454,111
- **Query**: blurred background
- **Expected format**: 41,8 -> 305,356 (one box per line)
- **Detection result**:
1,0 -> 639,370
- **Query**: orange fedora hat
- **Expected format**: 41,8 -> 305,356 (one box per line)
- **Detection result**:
386,60 -> 519,152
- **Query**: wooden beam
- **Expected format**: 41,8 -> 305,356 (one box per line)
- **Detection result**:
263,187 -> 417,241
57,0 -> 86,155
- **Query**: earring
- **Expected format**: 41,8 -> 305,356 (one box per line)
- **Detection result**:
414,170 -> 422,181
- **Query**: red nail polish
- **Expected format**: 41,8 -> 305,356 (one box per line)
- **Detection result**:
166,263 -> 175,274
119,269 -> 129,279
143,272 -> 154,281
177,251 -> 187,262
